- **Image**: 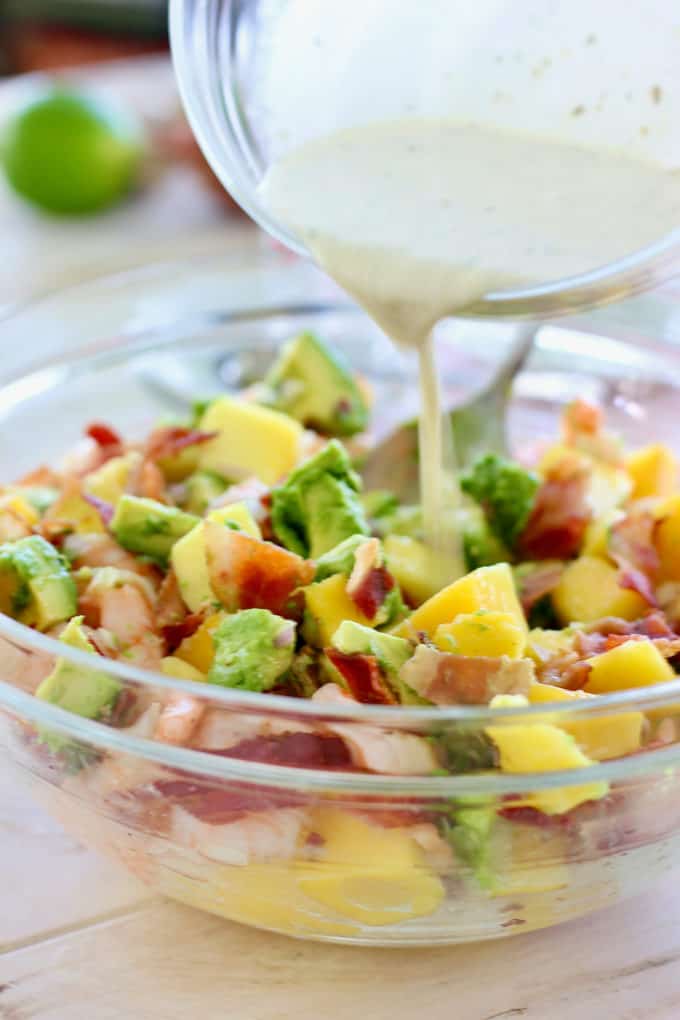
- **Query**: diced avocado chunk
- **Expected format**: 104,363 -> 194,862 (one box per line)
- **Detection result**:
260,332 -> 369,436
0,535 -> 76,630
182,471 -> 229,515
315,534 -> 371,582
331,621 -> 423,704
446,801 -> 497,890
460,454 -> 539,548
461,504 -> 509,570
208,608 -> 296,692
271,440 -> 369,558
36,616 -> 122,721
111,495 -> 199,565
19,486 -> 60,515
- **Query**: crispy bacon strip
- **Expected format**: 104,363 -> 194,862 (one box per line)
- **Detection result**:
204,521 -> 314,617
326,649 -> 396,705
517,560 -> 564,613
400,645 -> 534,705
519,461 -> 591,560
145,427 -> 216,462
609,512 -> 660,608
86,422 -> 122,450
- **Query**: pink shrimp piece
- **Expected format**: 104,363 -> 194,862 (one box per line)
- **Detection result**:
64,533 -> 160,583
312,684 -> 438,775
98,584 -> 164,670
170,804 -> 306,865
0,635 -> 53,694
154,693 -> 206,746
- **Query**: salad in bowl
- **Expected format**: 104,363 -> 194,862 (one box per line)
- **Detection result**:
2,271 -> 680,944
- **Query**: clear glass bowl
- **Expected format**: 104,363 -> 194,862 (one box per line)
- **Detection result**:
169,0 -> 680,317
2,253 -> 680,945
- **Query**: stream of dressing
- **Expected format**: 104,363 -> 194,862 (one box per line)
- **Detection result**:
261,119 -> 680,581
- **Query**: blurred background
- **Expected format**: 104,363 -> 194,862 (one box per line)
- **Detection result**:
0,0 -> 263,314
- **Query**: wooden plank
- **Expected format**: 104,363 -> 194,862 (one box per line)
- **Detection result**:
0,880 -> 680,1019
0,768 -> 150,950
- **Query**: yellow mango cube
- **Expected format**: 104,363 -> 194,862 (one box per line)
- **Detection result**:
198,397 -> 302,485
627,444 -> 677,501
43,490 -> 106,535
160,656 -> 206,682
526,627 -> 576,666
584,638 -> 675,694
298,809 -> 444,925
305,574 -> 373,646
654,495 -> 680,581
84,452 -> 141,505
171,502 -> 262,612
0,492 -> 39,527
527,683 -> 643,760
485,722 -> 608,814
552,556 -> 647,625
581,510 -> 624,558
383,534 -> 445,606
398,563 -> 526,639
434,611 -> 526,658
175,612 -> 225,673
587,464 -> 632,517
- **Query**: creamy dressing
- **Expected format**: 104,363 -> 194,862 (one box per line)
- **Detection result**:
260,119 -> 680,577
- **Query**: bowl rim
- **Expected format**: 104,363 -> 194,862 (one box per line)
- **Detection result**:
1,259 -> 680,786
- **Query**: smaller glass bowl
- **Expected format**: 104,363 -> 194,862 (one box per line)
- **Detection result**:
2,254 -> 680,945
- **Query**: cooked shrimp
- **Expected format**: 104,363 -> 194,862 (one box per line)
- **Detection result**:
0,509 -> 32,542
170,804 -> 306,866
312,684 -> 438,775
128,458 -> 167,503
91,583 -> 164,670
64,533 -> 160,583
0,634 -> 53,694
190,707 -> 313,751
154,693 -> 206,746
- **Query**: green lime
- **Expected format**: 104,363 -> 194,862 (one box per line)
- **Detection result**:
2,88 -> 145,215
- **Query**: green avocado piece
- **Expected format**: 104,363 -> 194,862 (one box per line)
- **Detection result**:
271,440 -> 369,558
208,608 -> 297,692
447,802 -> 497,891
182,471 -> 229,516
460,453 -> 539,549
330,620 -> 425,704
111,494 -> 200,565
260,332 -> 368,437
19,486 -> 60,514
0,535 -> 76,630
36,616 -> 122,721
461,504 -> 509,571
314,534 -> 370,581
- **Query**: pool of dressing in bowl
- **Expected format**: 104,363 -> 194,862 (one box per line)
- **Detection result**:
260,118 -> 680,578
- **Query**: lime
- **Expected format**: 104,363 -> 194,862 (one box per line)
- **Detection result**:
2,88 -> 145,215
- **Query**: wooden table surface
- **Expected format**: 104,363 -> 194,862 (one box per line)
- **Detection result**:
2,54 -> 680,1020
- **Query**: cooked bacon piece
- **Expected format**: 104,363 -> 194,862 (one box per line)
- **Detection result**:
608,512 -> 660,608
517,560 -> 564,613
346,537 -> 395,619
519,460 -> 591,560
212,732 -> 353,769
204,521 -> 314,617
145,426 -> 216,462
155,779 -> 305,824
162,609 -> 208,653
575,613 -> 680,661
326,649 -> 396,705
400,645 -> 534,705
86,422 -> 123,451
312,684 -> 438,774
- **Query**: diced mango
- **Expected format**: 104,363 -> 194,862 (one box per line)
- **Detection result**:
171,503 -> 262,612
587,464 -> 632,517
485,722 -> 608,814
175,612 -> 225,673
627,444 -> 677,501
84,452 -> 142,505
160,656 -> 206,682
305,574 -> 373,646
526,627 -> 576,666
552,556 -> 647,625
198,397 -> 302,485
398,563 -> 526,639
527,683 -> 643,760
434,611 -> 526,659
297,809 -> 444,925
584,638 -> 675,694
383,534 -> 444,606
0,492 -> 39,527
581,509 -> 624,558
654,495 -> 680,581
43,490 -> 105,535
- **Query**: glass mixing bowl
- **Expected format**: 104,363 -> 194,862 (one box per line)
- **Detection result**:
170,0 -> 680,318
3,253 -> 680,945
